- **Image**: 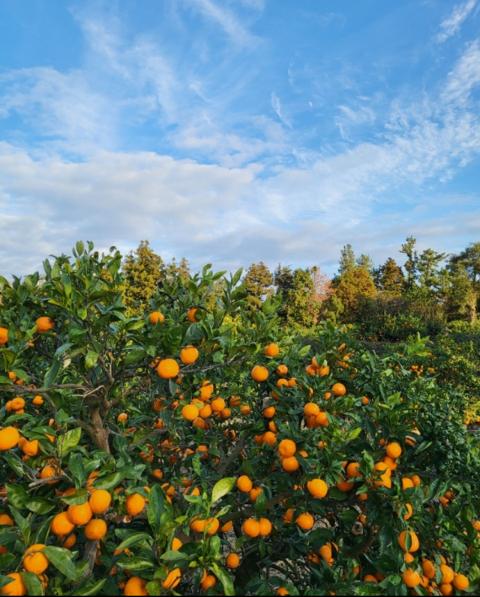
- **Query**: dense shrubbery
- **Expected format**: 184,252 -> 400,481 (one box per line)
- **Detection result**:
0,243 -> 479,596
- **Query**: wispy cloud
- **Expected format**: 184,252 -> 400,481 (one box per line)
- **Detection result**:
271,92 -> 292,129
436,0 -> 477,43
187,0 -> 260,47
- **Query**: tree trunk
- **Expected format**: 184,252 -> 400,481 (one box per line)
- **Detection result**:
90,406 -> 110,453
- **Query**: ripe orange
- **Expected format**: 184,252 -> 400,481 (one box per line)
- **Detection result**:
422,559 -> 436,579
180,345 -> 199,365
263,406 -> 276,419
258,518 -> 272,536
117,413 -> 128,423
402,569 -> 421,588
124,577 -> 148,596
237,475 -> 253,493
278,439 -> 296,458
32,395 -> 44,406
346,462 -> 362,479
251,365 -> 269,382
199,404 -> 212,418
85,518 -> 107,541
149,311 -> 165,324
200,572 -> 217,591
51,512 -> 75,536
35,316 -> 54,333
242,518 -> 260,537
126,493 -> 146,516
276,364 -> 288,376
0,427 -> 20,451
296,512 -> 314,531
226,553 -> 240,569
63,533 -> 76,549
264,343 -> 280,357
398,530 -> 420,552
440,565 -> 455,584
331,383 -> 347,396
0,573 -> 26,596
67,502 -> 93,526
385,442 -> 402,459
89,490 -> 112,514
21,439 -> 39,457
453,574 -> 469,591
187,307 -> 198,322
211,398 -> 226,412
307,478 -> 328,499
249,487 -> 263,501
171,537 -> 183,551
0,327 -> 8,345
262,431 -> 277,446
304,402 -> 320,417
182,404 -> 199,421
0,514 -> 14,526
23,544 -> 48,575
199,381 -> 214,400
282,456 -> 300,472
403,502 -> 413,521
156,358 -> 180,379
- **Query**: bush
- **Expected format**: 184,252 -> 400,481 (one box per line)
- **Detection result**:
0,243 -> 478,596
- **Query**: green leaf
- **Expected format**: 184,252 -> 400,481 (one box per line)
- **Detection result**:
114,532 -> 153,554
160,550 -> 189,563
211,477 -> 235,504
85,350 -> 99,369
6,484 -> 28,509
60,489 -> 89,505
43,547 -> 78,581
69,452 -> 86,487
147,485 -> 166,534
26,498 -> 56,515
43,359 -> 61,388
58,428 -> 82,458
210,563 -> 235,596
69,579 -> 107,596
21,572 -> 44,596
116,557 -> 154,572
93,472 -> 124,490
298,344 -> 311,357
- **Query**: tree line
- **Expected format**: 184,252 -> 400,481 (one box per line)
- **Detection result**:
122,238 -> 480,340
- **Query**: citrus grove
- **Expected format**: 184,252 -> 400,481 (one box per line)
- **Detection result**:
0,242 -> 479,595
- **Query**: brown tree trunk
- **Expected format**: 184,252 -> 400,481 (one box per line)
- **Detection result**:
90,406 -> 110,453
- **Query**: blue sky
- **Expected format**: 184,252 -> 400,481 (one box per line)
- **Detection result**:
0,0 -> 479,276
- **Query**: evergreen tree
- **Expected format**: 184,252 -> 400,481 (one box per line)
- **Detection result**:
400,236 -> 418,289
377,257 -> 404,294
339,244 -> 356,274
334,265 -> 377,321
357,254 -> 373,273
274,265 -> 295,320
417,248 -> 446,291
444,264 -> 477,322
244,262 -> 273,310
451,242 -> 480,286
284,268 -> 321,328
122,241 -> 163,315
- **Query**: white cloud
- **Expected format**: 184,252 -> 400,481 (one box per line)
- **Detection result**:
436,0 -> 477,43
271,92 -> 292,129
187,0 -> 260,47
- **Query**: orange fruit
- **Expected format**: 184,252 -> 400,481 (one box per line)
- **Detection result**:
264,343 -> 280,357
51,512 -> 75,536
278,439 -> 296,458
304,402 -> 320,417
117,413 -> 128,423
440,565 -> 455,584
21,439 -> 39,457
23,544 -> 48,575
402,477 -> 414,490
276,364 -> 288,376
281,456 -> 299,472
199,404 -> 212,418
124,577 -> 148,596
453,574 -> 469,591
0,427 -> 20,451
187,307 -> 198,322
296,512 -> 314,531
403,503 -> 413,521
156,358 -> 179,379
35,316 -> 54,333
200,572 -> 217,591
331,382 -> 346,396
307,478 -> 328,499
182,404 -> 199,421
149,311 -> 165,324
211,398 -> 226,412
237,475 -> 253,493
242,518 -> 260,538
263,406 -> 276,419
205,518 -> 220,535
249,487 -> 263,502
251,365 -> 269,382
398,530 -> 420,552
221,520 -> 233,533
85,518 -> 107,541
403,552 -> 414,564
0,514 -> 14,526
67,502 -> 93,526
386,442 -> 402,459
171,537 -> 183,551
63,533 -> 76,549
346,462 -> 361,479
226,553 -> 240,569
126,493 -> 146,517
422,559 -> 435,579
199,381 -> 214,400
277,589 -> 289,596
32,395 -> 44,406
403,569 -> 421,588
0,573 -> 26,596
439,584 -> 453,596
259,517 -> 272,536
180,345 -> 199,365
0,327 -> 8,346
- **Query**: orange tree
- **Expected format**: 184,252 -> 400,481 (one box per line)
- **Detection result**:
0,242 -> 478,596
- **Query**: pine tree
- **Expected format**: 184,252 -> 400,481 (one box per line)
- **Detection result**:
357,254 -> 373,273
284,269 -> 321,328
400,236 -> 418,289
417,248 -> 446,291
334,265 -> 377,320
339,244 -> 356,274
377,257 -> 404,294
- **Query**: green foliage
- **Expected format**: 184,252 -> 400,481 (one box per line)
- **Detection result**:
122,241 -> 163,316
